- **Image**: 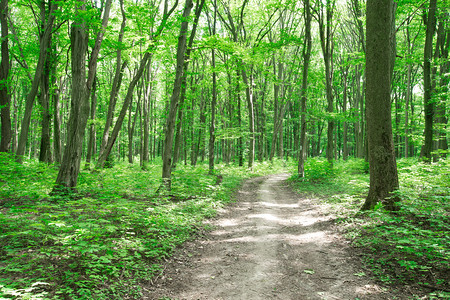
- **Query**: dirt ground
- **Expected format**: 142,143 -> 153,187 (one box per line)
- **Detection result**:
143,174 -> 407,300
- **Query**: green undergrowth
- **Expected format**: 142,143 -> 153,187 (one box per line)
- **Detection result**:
289,157 -> 450,299
0,153 -> 287,299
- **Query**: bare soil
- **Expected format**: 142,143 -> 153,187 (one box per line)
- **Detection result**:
144,174 -> 406,300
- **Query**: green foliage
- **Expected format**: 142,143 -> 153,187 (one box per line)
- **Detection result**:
290,157 -> 336,183
0,158 -> 287,299
290,157 -> 450,297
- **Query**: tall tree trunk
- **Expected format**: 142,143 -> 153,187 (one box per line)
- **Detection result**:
208,0 -> 217,174
298,0 -> 312,176
420,0 -> 437,161
100,0 -> 126,154
172,0 -> 205,169
53,12 -> 89,191
38,0 -> 53,163
54,0 -> 112,192
435,19 -> 449,157
142,62 -> 152,165
162,0 -> 194,188
16,2 -> 57,162
236,70 -> 243,166
342,66 -> 349,160
362,0 -> 399,211
317,0 -> 335,165
0,0 -> 11,152
405,26 -> 412,158
38,61 -> 52,163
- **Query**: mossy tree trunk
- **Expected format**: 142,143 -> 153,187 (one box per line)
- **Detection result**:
362,0 -> 399,211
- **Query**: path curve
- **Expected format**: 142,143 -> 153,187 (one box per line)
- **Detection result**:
145,174 -> 398,300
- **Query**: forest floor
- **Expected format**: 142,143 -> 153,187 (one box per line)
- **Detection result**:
144,174 -> 406,300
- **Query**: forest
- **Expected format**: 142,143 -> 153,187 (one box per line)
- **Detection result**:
0,0 -> 449,298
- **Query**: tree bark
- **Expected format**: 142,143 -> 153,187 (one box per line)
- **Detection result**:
52,77 -> 62,164
99,0 -> 126,154
15,2 -> 57,162
54,0 -> 112,192
0,0 -> 11,153
53,14 -> 89,191
241,66 -> 255,169
172,0 -> 205,169
38,0 -> 53,163
162,0 -> 194,188
420,0 -> 437,161
435,18 -> 449,158
362,0 -> 399,211
208,0 -> 217,175
85,77 -> 97,168
298,0 -> 312,177
317,0 -> 335,165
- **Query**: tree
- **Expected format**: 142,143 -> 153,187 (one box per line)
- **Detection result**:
53,0 -> 112,192
95,0 -> 179,170
15,2 -> 57,162
362,0 -> 399,211
162,0 -> 196,189
420,0 -> 437,161
316,0 -> 336,164
0,0 -> 11,152
208,0 -> 217,175
298,0 -> 312,177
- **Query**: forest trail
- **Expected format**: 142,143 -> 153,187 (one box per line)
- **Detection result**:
145,174 -> 398,300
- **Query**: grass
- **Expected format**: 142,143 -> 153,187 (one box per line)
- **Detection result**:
289,156 -> 450,299
0,153 -> 287,299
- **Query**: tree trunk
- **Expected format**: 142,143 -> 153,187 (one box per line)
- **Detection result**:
85,77 -> 97,168
173,0 -> 205,169
142,62 -> 152,165
208,0 -> 217,174
38,60 -> 52,163
362,0 -> 399,211
16,2 -> 57,161
420,0 -> 437,161
0,0 -> 11,153
54,0 -> 112,192
52,77 -> 62,164
405,30 -> 412,158
317,0 -> 335,165
53,15 -> 89,191
435,19 -> 449,158
96,0 -> 179,169
298,0 -> 312,177
162,0 -> 194,188
241,66 -> 255,169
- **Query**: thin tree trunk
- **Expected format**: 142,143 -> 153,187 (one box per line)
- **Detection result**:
241,67 -> 255,169
420,0 -> 437,161
172,0 -> 205,169
162,0 -> 194,188
85,77 -> 97,168
208,0 -> 217,174
435,19 -> 449,158
16,2 -> 57,162
53,77 -> 62,164
298,0 -> 312,176
96,0 -> 179,169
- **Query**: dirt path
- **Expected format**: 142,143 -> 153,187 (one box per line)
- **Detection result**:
145,174 -> 400,300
